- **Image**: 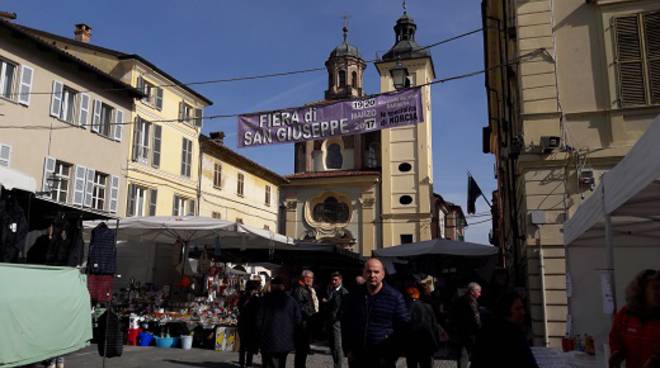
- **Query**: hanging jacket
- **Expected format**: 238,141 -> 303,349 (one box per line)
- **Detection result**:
0,197 -> 28,263
88,223 -> 116,275
66,217 -> 85,267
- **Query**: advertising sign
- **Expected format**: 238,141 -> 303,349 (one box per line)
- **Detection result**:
238,87 -> 423,147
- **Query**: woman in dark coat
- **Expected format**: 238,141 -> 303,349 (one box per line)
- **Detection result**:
238,280 -> 261,368
256,277 -> 302,368
404,287 -> 442,368
471,291 -> 539,368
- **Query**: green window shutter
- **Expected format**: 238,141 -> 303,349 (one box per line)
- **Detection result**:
615,15 -> 647,106
644,12 -> 660,104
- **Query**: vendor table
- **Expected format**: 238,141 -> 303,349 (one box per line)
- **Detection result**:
532,347 -> 605,368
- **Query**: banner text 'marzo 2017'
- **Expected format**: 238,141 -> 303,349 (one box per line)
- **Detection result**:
237,87 -> 423,148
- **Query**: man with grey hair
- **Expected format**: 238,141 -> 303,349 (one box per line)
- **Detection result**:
452,281 -> 482,368
292,269 -> 319,368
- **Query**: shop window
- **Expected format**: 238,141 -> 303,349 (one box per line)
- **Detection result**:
313,196 -> 349,224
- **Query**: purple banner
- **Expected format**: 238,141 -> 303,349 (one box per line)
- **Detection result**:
238,87 -> 423,147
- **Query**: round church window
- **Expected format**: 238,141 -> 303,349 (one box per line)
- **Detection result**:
399,195 -> 413,205
398,162 -> 412,172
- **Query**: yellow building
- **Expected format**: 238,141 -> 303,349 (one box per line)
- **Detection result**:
483,0 -> 660,347
0,20 -> 140,216
199,132 -> 286,230
283,11 -> 437,256
22,24 -> 213,217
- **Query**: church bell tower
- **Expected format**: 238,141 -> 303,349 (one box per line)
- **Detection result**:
375,8 -> 436,247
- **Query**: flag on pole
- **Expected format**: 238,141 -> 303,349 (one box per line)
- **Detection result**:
467,174 -> 484,215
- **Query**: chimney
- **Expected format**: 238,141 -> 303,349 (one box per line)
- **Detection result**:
209,131 -> 225,146
74,23 -> 92,43
0,11 -> 17,21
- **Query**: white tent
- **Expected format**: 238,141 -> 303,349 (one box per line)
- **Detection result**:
563,114 -> 660,353
83,216 -> 294,248
373,238 -> 498,258
0,166 -> 36,193
83,216 -> 295,287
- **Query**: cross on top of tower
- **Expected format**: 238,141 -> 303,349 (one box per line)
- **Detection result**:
342,14 -> 350,42
402,0 -> 407,14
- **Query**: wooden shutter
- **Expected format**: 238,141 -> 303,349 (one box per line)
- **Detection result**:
42,156 -> 56,193
84,168 -> 95,207
194,108 -> 203,127
156,87 -> 163,110
50,80 -> 63,117
17,65 -> 33,105
148,189 -> 158,216
114,109 -> 124,141
73,165 -> 86,206
136,76 -> 145,95
178,101 -> 184,121
127,183 -> 136,216
187,199 -> 196,216
645,12 -> 660,104
152,125 -> 162,168
0,144 -> 10,167
131,117 -> 140,162
91,99 -> 102,133
615,16 -> 647,106
78,93 -> 90,127
109,175 -> 119,213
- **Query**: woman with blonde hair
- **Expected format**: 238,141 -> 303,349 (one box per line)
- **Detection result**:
609,269 -> 660,368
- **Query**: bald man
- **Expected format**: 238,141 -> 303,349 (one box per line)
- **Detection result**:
341,258 -> 410,368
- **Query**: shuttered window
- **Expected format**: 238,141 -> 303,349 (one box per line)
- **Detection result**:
0,144 -> 10,167
614,12 -> 660,106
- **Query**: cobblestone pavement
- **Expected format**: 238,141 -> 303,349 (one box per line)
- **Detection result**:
53,345 -> 457,368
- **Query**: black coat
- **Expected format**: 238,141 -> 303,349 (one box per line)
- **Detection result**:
237,293 -> 260,351
341,283 -> 410,353
450,294 -> 481,342
326,285 -> 349,323
470,318 -> 539,368
291,283 -> 316,320
256,290 -> 302,354
405,300 -> 442,355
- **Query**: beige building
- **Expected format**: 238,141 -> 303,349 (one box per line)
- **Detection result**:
0,20 -> 140,215
21,23 -> 213,218
483,0 -> 660,346
282,11 -> 436,256
199,132 -> 286,230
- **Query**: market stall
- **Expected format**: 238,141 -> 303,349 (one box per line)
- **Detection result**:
81,216 -> 297,351
564,115 -> 660,360
373,238 -> 498,280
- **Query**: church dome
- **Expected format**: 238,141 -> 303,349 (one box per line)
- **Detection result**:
382,11 -> 429,61
328,25 -> 363,60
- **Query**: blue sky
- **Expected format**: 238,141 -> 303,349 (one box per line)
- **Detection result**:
6,0 -> 495,243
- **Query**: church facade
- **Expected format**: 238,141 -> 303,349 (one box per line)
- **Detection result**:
281,11 -> 437,256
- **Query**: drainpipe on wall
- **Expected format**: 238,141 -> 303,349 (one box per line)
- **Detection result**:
196,140 -> 203,216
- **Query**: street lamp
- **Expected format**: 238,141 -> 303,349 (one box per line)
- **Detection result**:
390,59 -> 409,90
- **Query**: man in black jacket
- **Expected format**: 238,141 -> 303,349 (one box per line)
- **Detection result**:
324,271 -> 349,368
257,277 -> 302,368
291,269 -> 318,368
341,258 -> 410,368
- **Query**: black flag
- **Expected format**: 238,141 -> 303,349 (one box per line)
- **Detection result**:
467,175 -> 483,215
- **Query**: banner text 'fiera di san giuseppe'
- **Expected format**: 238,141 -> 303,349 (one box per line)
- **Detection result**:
238,87 -> 423,147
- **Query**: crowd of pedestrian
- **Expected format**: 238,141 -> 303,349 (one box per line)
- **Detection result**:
234,257 -> 544,368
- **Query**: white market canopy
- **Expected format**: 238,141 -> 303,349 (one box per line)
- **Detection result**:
83,216 -> 295,249
0,166 -> 37,193
373,238 -> 498,258
564,114 -> 660,248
